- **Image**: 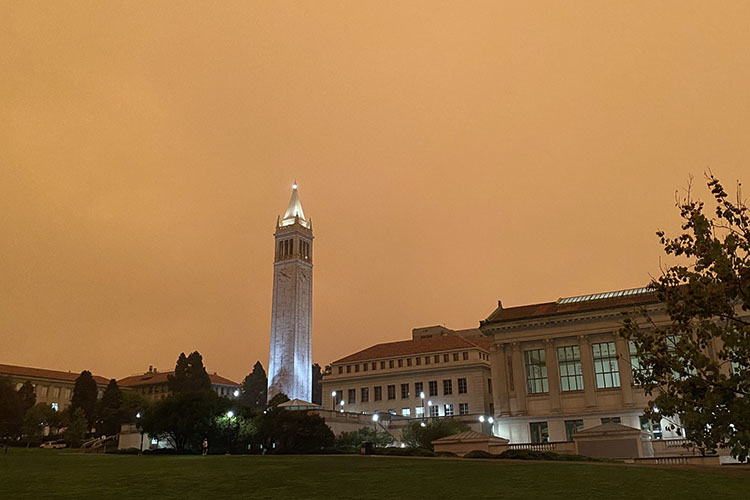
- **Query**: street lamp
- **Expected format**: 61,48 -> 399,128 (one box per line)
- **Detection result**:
233,389 -> 240,398
331,391 -> 337,412
419,391 -> 426,423
136,412 -> 144,453
427,400 -> 433,421
225,411 -> 234,454
339,400 -> 345,413
372,413 -> 379,433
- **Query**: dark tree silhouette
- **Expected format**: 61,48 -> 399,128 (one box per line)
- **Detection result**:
239,361 -> 267,408
71,370 -> 98,427
168,351 -> 212,394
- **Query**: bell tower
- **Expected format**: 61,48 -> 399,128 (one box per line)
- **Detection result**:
267,182 -> 313,402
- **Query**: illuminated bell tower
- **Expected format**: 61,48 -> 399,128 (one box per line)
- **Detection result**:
267,182 -> 313,402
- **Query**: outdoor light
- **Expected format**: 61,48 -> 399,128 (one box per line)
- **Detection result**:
227,411 -> 234,418
331,390 -> 337,397
233,389 -> 240,398
340,400 -> 345,406
136,412 -> 141,419
419,391 -> 425,399
372,414 -> 379,422
420,422 -> 426,427
427,400 -> 433,407
488,417 -> 494,424
478,415 -> 485,423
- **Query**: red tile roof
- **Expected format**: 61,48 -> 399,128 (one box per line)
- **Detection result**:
117,371 -> 238,387
483,288 -> 659,325
0,363 -> 110,385
333,334 -> 489,364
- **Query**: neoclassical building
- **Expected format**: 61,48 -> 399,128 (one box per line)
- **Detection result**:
480,287 -> 678,444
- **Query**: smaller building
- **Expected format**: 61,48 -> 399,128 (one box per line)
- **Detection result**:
321,326 -> 493,423
117,366 -> 240,401
0,363 -> 110,411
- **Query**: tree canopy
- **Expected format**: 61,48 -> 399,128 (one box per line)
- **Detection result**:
621,174 -> 749,460
401,418 -> 470,450
97,379 -> 124,437
71,371 -> 98,428
168,352 -> 212,394
239,361 -> 267,408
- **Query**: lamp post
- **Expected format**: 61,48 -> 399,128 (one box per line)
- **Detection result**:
136,412 -> 143,453
331,391 -> 337,412
427,400 -> 433,422
372,413 -> 379,434
339,400 -> 345,413
226,411 -> 234,454
488,417 -> 494,436
233,389 -> 240,399
419,391 -> 426,425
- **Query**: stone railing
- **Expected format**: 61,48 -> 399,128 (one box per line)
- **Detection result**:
507,441 -> 576,453
652,438 -> 698,457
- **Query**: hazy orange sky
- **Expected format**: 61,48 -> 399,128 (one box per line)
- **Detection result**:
2,2 -> 749,383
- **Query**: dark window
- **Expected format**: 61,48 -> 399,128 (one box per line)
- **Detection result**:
401,383 -> 409,399
524,349 -> 549,394
347,389 -> 356,404
363,363 -> 368,372
434,355 -> 440,363
488,378 -> 492,394
459,403 -> 469,415
372,362 -> 377,371
458,378 -> 467,394
428,380 -> 438,397
443,354 -> 450,362
338,366 -> 343,374
565,420 -> 584,441
415,382 -> 424,398
407,358 -> 412,367
334,391 -> 343,404
387,385 -> 396,400
380,361 -> 385,369
425,356 -> 431,365
346,365 -> 351,373
462,352 -> 469,360
601,417 -> 621,424
443,379 -> 452,395
374,386 -> 382,401
355,364 -> 360,373
453,353 -> 459,361
416,357 -> 421,366
389,360 -> 394,369
361,387 -> 369,403
530,422 -> 549,443
593,342 -> 621,388
398,359 -> 403,368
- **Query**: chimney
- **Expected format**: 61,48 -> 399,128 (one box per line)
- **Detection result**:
148,365 -> 153,373
497,300 -> 503,309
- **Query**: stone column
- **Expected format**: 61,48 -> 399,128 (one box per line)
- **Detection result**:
491,343 -> 511,416
544,338 -> 562,413
578,335 -> 597,409
511,342 -> 527,416
614,336 -> 635,408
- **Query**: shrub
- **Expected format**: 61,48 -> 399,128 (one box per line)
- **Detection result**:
463,450 -> 496,459
434,451 -> 458,457
374,447 -> 435,457
401,419 -> 470,450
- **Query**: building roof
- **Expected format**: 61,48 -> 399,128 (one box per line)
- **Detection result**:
333,334 -> 489,364
574,422 -> 645,436
281,183 -> 308,227
278,398 -> 321,409
117,370 -> 239,387
483,286 -> 659,325
0,363 -> 110,385
433,430 -> 509,444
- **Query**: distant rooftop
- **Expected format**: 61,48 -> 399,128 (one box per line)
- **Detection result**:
118,370 -> 239,387
0,363 -> 110,385
333,334 -> 489,364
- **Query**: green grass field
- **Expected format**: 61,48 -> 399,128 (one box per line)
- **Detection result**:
0,449 -> 747,500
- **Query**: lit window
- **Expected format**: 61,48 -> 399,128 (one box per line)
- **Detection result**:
640,416 -> 663,440
457,378 -> 467,394
558,345 -> 584,391
592,342 -> 620,388
459,403 -> 469,415
564,420 -> 583,441
444,404 -> 454,417
415,406 -> 424,418
530,422 -> 549,443
524,349 -> 549,394
50,402 -> 58,411
401,408 -> 411,417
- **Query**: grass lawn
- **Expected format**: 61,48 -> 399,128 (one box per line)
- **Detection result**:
1,448 -> 748,500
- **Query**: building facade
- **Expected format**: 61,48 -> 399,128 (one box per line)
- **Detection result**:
267,183 -> 314,402
117,366 -> 239,401
0,363 -> 110,411
321,326 -> 493,422
480,287 -> 681,444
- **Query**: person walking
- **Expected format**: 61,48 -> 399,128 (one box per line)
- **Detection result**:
201,438 -> 208,456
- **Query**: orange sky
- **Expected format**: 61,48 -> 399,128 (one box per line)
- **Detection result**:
2,2 -> 749,383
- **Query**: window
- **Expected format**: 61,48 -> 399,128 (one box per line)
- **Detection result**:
462,352 -> 469,360
416,406 -> 424,418
458,378 -> 467,394
524,349 -> 549,394
593,342 -> 621,388
372,362 -> 377,370
429,405 -> 440,417
363,363 -> 368,372
407,358 -> 412,367
428,380 -> 438,397
425,356 -> 431,365
629,340 -> 647,382
415,382 -> 424,398
488,378 -> 492,394
355,364 -> 360,373
434,355 -> 440,364
453,353 -> 459,362
601,417 -> 621,424
640,416 -> 663,440
51,387 -> 60,398
347,365 -> 351,373
530,422 -> 549,443
401,383 -> 409,399
338,366 -> 343,374
415,357 -> 421,366
389,360 -> 394,369
398,359 -> 403,368
361,387 -> 369,403
564,420 -> 584,441
459,403 -> 469,415
558,345 -> 584,391
38,386 -> 48,398
401,408 -> 411,417
348,389 -> 356,404
334,391 -> 343,404
444,404 -> 454,417
50,402 -> 58,411
374,386 -> 382,401
380,361 -> 385,369
443,354 -> 450,363
443,379 -> 452,395
387,385 -> 396,400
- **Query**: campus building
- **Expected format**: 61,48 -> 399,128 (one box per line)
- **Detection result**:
0,363 -> 110,411
480,287 -> 681,445
117,366 -> 240,401
321,326 -> 493,424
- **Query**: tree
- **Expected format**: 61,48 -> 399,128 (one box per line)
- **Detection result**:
97,379 -> 124,437
168,351 -> 212,394
621,174 -> 750,460
401,419 -> 470,450
139,391 -> 226,451
22,403 -> 58,444
239,361 -> 267,408
335,426 -> 394,449
64,408 -> 88,448
71,370 -> 98,428
311,363 -> 323,405
0,378 -> 24,438
17,381 -> 36,414
254,408 -> 334,453
267,392 -> 290,408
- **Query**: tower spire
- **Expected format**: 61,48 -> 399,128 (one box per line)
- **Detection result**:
282,182 -> 307,227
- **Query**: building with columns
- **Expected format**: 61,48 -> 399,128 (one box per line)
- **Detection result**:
267,183 -> 314,402
480,287 -> 678,444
